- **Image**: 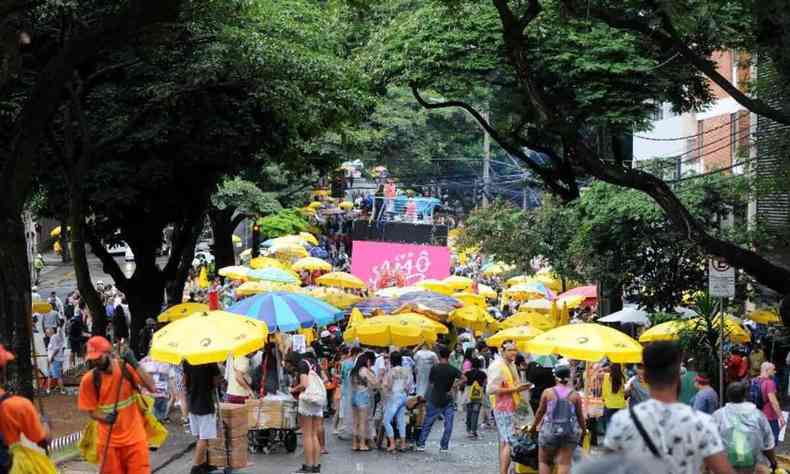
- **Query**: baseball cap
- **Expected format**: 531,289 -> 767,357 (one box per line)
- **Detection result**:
0,344 -> 15,367
320,330 -> 332,339
85,336 -> 112,361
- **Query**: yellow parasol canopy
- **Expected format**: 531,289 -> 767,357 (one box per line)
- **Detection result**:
348,308 -> 365,328
487,325 -> 544,352
316,271 -> 366,289
343,313 -> 447,348
415,279 -> 454,296
639,316 -> 751,344
308,201 -> 323,209
269,243 -> 309,259
500,312 -> 557,331
528,323 -> 643,363
505,284 -> 548,301
299,232 -> 319,246
478,284 -> 497,300
157,303 -> 210,323
449,305 -> 498,332
31,300 -> 53,314
748,308 -> 781,325
452,292 -> 487,309
150,311 -> 267,365
292,257 -> 332,272
481,263 -> 512,276
218,265 -> 249,281
249,256 -> 287,270
235,281 -> 301,297
304,287 -> 362,309
443,275 -> 474,291
339,201 -> 354,210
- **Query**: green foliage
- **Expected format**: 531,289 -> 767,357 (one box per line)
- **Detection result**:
462,174 -> 750,311
257,209 -> 310,239
211,177 -> 281,216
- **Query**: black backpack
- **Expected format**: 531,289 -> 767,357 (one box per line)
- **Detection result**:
0,393 -> 13,474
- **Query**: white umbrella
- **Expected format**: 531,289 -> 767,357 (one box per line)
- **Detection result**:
599,306 -> 651,326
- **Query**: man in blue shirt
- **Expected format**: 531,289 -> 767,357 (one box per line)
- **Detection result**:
692,374 -> 719,414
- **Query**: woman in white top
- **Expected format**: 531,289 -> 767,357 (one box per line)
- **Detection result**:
382,351 -> 414,452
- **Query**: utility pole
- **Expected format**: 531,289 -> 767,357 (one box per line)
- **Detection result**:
482,110 -> 491,207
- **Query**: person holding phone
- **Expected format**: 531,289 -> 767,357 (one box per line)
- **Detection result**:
488,341 -> 533,474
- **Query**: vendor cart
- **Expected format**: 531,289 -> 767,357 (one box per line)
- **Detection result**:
246,395 -> 299,454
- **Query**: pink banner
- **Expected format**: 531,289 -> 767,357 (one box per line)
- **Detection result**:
351,241 -> 451,289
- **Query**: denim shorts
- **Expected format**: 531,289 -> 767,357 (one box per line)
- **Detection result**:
352,390 -> 370,408
50,360 -> 63,379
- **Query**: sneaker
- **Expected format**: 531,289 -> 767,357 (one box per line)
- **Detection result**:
439,447 -> 449,453
292,465 -> 312,474
415,445 -> 426,452
312,465 -> 321,473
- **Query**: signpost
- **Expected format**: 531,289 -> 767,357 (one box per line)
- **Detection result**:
709,258 -> 735,400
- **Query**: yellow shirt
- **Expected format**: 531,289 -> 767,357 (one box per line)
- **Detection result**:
602,373 -> 626,409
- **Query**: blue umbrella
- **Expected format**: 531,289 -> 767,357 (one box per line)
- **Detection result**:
246,267 -> 299,284
227,292 -> 342,332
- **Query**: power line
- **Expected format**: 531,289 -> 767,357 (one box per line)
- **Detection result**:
630,113 -> 737,142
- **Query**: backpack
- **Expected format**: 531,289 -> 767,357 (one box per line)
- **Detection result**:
749,379 -> 765,409
469,380 -> 484,402
725,413 -> 756,469
541,388 -> 577,442
0,393 -> 13,474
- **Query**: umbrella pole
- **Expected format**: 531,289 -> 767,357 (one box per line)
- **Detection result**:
718,298 -> 725,403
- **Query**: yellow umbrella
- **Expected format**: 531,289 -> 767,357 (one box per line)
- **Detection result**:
270,243 -> 309,259
500,312 -> 558,331
518,299 -> 552,313
528,323 -> 643,363
50,226 -> 69,238
449,305 -> 498,332
416,279 -> 454,296
505,284 -> 548,301
236,281 -> 301,297
482,263 -> 512,276
299,232 -> 319,246
348,308 -> 365,328
299,327 -> 316,346
249,256 -> 287,270
218,265 -> 249,281
506,275 -> 532,287
157,303 -> 210,323
453,292 -> 487,309
478,284 -> 497,300
305,287 -> 362,309
487,325 -> 544,352
339,201 -> 354,210
292,257 -> 332,272
308,201 -> 323,209
150,311 -> 267,365
639,317 -> 751,344
443,275 -> 474,291
31,300 -> 52,314
300,207 -> 315,217
748,308 -> 781,325
316,271 -> 366,289
343,313 -> 447,348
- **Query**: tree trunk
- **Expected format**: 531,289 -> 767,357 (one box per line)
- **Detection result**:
0,211 -> 34,399
164,219 -> 202,305
209,209 -> 238,270
68,195 -> 107,336
126,263 -> 166,355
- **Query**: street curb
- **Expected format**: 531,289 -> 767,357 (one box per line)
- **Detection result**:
152,441 -> 196,473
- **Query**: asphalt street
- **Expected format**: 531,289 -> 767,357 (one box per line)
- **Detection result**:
157,415 -> 502,474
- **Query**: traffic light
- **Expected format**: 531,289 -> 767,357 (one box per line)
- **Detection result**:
251,222 -> 261,258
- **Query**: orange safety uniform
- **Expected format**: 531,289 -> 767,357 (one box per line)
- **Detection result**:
78,360 -> 150,474
0,388 -> 47,446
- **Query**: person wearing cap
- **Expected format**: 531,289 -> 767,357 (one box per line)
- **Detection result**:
0,344 -> 50,459
692,374 -> 719,415
78,336 -> 156,474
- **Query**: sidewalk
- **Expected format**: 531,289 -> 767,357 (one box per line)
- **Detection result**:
58,424 -> 195,473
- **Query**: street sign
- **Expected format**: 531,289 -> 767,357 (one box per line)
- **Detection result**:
709,258 -> 735,298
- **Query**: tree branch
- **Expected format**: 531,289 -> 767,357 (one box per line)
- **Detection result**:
564,0 -> 790,125
163,213 -> 203,278
231,212 -> 248,229
85,227 -> 129,293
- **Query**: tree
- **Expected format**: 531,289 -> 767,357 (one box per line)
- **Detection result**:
0,0 -> 181,397
209,177 -> 282,270
368,0 -> 790,323
31,0 -> 368,344
461,174 -> 752,312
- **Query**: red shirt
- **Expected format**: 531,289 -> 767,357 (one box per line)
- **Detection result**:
208,288 -> 219,310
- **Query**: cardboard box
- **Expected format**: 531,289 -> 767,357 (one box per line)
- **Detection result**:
246,397 -> 297,429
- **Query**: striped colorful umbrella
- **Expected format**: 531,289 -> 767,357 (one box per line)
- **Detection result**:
227,292 -> 343,332
351,297 -> 400,316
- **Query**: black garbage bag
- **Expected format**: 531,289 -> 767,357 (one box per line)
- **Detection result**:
511,431 -> 539,469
